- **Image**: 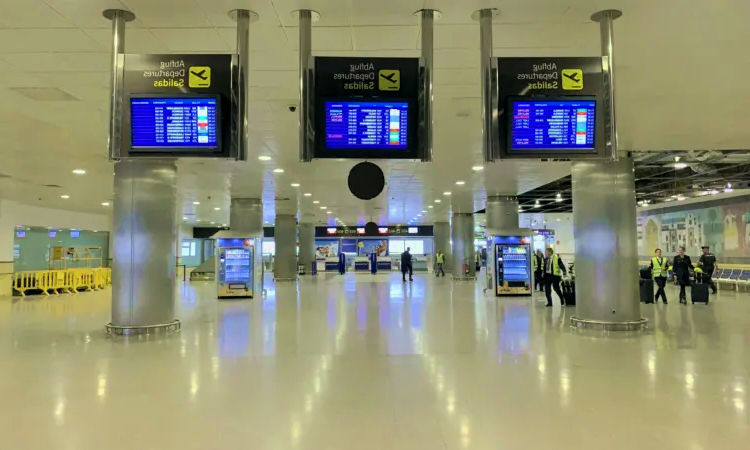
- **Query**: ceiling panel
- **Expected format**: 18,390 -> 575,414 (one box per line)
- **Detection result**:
120,0 -> 212,27
0,29 -> 106,53
149,28 -> 229,52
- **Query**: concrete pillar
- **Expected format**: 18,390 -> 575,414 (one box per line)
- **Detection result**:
433,222 -> 451,272
570,158 -> 646,330
485,196 -> 518,232
298,222 -> 315,273
110,159 -> 178,332
274,214 -> 297,280
450,213 -> 475,279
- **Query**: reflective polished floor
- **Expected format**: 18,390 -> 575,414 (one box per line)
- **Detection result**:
0,272 -> 748,449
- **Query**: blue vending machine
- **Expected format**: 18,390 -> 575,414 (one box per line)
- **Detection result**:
492,235 -> 533,296
216,237 -> 255,299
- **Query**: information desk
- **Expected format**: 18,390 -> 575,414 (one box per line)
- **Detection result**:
323,258 -> 339,271
376,257 -> 392,271
353,257 -> 370,271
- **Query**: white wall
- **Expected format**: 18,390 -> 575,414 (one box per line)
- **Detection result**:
519,212 -> 575,255
0,200 -> 110,261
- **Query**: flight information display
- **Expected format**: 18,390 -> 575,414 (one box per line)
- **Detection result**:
130,97 -> 220,150
509,99 -> 596,151
325,101 -> 409,150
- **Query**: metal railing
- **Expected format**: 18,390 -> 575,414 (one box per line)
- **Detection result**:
13,268 -> 111,296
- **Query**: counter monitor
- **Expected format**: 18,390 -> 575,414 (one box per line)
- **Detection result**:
508,98 -> 596,152
324,101 -> 409,150
130,96 -> 220,151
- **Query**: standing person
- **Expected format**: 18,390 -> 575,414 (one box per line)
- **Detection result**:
649,248 -> 669,304
698,245 -> 718,294
544,248 -> 567,307
533,249 -> 544,292
672,246 -> 694,304
435,249 -> 445,277
401,247 -> 413,282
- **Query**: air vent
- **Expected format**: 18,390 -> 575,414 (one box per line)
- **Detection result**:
43,184 -> 62,188
9,87 -> 80,102
274,197 -> 291,201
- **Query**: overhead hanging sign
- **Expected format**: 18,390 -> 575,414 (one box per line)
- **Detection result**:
119,54 -> 237,159
495,57 -> 608,159
312,57 -> 423,160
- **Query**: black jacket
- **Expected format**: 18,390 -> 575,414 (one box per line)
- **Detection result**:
672,254 -> 693,285
699,253 -> 717,273
401,251 -> 412,266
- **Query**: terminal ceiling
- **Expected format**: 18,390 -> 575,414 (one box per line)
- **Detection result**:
0,0 -> 746,227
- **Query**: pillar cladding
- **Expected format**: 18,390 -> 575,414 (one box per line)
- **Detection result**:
298,223 -> 315,272
485,196 -> 519,232
433,222 -> 451,272
230,198 -> 262,235
450,213 -> 475,279
571,158 -> 645,329
111,159 -> 177,328
274,214 -> 298,280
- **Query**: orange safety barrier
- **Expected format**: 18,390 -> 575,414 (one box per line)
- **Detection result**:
13,268 -> 112,297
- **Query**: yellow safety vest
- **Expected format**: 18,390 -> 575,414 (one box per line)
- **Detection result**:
546,256 -> 562,276
651,257 -> 667,278
436,253 -> 444,264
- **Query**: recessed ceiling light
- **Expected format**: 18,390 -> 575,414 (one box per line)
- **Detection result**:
421,210 -> 427,213
60,195 -> 70,199
726,183 -> 733,192
326,211 -> 331,214
258,156 -> 271,161
304,193 -> 312,197
674,162 -> 687,169
273,168 -> 284,173
214,207 -> 220,211
472,166 -> 483,171
210,222 -> 215,224
193,201 -> 200,205
313,200 -> 320,204
222,224 -> 227,226
455,181 -> 465,185
291,183 -> 300,187
435,199 -> 441,203
443,191 -> 451,196
320,206 -> 326,209
72,169 -> 86,175
428,205 -> 433,208
182,216 -> 187,220
101,202 -> 110,206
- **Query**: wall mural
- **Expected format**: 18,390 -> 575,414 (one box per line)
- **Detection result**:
637,195 -> 750,262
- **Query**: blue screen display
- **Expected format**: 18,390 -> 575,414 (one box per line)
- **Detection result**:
325,101 -> 408,149
510,99 -> 596,150
130,97 -> 219,149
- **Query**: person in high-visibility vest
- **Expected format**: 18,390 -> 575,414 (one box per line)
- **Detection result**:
435,250 -> 445,277
532,249 -> 544,292
649,248 -> 669,304
544,248 -> 567,307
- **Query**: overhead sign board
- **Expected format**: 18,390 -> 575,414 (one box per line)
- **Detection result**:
315,225 -> 433,237
312,57 -> 423,160
119,54 -> 237,159
495,57 -> 607,159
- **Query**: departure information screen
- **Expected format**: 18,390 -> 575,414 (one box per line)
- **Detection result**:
509,99 -> 596,151
324,101 -> 409,150
130,97 -> 219,150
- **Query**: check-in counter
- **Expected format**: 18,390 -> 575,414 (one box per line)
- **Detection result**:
324,257 -> 339,271
354,256 -> 370,272
412,256 -> 431,272
376,256 -> 392,271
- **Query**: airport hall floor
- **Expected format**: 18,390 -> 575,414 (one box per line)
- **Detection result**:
0,272 -> 748,450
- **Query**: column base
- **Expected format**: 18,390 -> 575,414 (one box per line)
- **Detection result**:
106,319 -> 181,336
570,316 -> 647,331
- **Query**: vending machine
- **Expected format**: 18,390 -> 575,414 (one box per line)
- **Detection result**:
216,238 -> 255,299
492,235 -> 532,296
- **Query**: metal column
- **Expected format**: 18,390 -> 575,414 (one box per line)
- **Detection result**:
433,222 -> 451,273
570,158 -> 646,331
229,198 -> 264,296
474,8 -> 498,163
109,160 -> 179,334
103,8 -> 135,161
591,9 -> 622,161
485,196 -> 519,233
229,9 -> 259,161
450,213 -> 476,280
296,9 -> 318,162
274,214 -> 298,281
298,223 -> 315,273
415,9 -> 440,162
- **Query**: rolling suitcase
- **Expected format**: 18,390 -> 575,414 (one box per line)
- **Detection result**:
691,273 -> 709,304
562,278 -> 576,306
639,279 -> 654,304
